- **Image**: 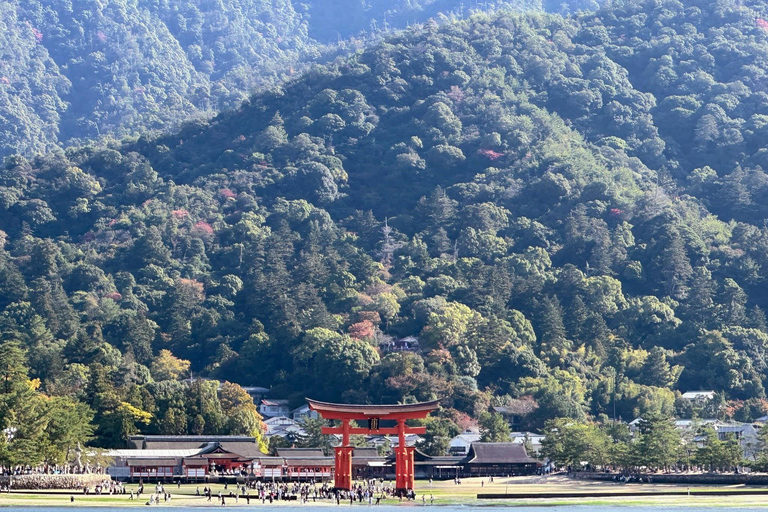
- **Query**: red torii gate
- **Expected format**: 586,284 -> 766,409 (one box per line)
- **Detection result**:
307,398 -> 440,492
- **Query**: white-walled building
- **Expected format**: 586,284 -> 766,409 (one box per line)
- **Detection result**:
449,430 -> 481,455
291,405 -> 319,422
259,399 -> 291,418
510,431 -> 545,454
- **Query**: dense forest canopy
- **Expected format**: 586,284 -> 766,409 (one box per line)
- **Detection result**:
4,0 -> 768,459
0,0 -> 312,157
0,0 -> 601,159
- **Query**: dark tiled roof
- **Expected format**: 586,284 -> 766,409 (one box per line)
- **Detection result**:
352,448 -> 379,458
196,453 -> 252,461
467,443 -> 538,464
217,442 -> 266,458
428,456 -> 466,462
282,458 -> 334,467
413,455 -> 466,466
127,459 -> 178,467
183,458 -> 209,466
132,435 -> 256,450
254,457 -> 285,466
129,436 -> 265,458
277,448 -> 325,458
352,447 -> 385,465
138,441 -> 209,450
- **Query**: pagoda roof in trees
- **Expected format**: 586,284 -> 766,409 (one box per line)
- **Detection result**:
306,399 -> 440,419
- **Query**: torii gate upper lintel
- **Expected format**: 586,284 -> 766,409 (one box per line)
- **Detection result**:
306,398 -> 441,492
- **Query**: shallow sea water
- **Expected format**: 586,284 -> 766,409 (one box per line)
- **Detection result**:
1,507 -> 764,512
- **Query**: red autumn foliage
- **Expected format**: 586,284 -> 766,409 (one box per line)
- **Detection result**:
104,292 -> 123,301
220,188 -> 237,199
758,18 -> 768,30
348,320 -> 375,340
356,293 -> 374,306
194,221 -> 214,235
724,399 -> 743,419
356,310 -> 381,325
171,209 -> 189,219
178,278 -> 205,301
478,148 -> 505,160
447,85 -> 465,103
440,408 -> 475,432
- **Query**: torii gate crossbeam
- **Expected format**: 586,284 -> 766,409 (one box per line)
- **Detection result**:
307,398 -> 440,493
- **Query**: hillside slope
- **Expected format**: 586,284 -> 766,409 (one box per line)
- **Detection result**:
2,1 -> 768,450
0,0 -> 311,157
0,0 -> 602,159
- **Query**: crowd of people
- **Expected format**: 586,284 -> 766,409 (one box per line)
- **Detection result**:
114,478 -> 424,506
1,464 -> 106,476
2,468 -> 436,505
0,473 -> 107,491
82,479 -> 126,494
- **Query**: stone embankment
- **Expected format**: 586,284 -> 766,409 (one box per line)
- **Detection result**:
0,474 -> 106,490
571,471 -> 768,485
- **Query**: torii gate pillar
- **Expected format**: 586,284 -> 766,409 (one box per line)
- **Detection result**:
334,445 -> 354,490
307,399 -> 440,493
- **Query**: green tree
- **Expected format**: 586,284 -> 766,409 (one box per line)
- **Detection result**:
478,412 -> 510,443
419,416 -> 460,456
540,418 -> 611,469
299,417 -> 334,455
694,427 -> 742,471
632,415 -> 682,471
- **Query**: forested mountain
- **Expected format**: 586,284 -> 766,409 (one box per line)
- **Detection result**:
0,0 -> 313,158
4,0 -> 768,458
0,0 -> 601,160
302,0 -> 602,41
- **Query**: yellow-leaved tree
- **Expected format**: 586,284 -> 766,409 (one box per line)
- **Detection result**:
150,349 -> 191,381
219,381 -> 268,453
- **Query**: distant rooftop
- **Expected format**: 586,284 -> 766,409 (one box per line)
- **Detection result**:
467,443 -> 538,464
241,386 -> 270,393
681,390 -> 716,400
108,448 -> 203,458
277,448 -> 326,458
261,399 -> 290,406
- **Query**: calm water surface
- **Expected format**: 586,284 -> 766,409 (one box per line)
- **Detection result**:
1,507 -> 764,512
